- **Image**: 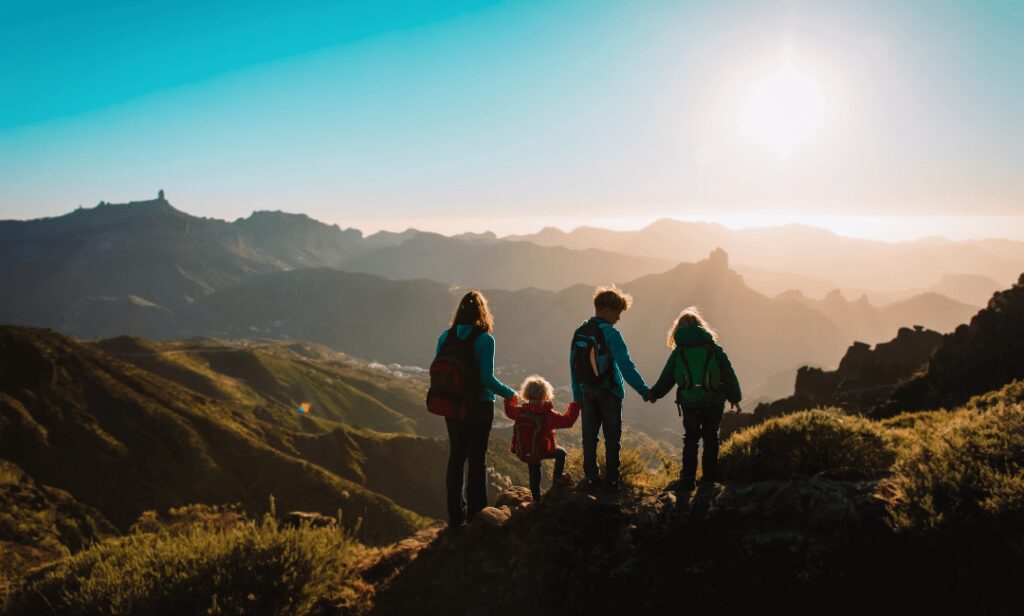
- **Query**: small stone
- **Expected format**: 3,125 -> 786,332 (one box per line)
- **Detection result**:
280,511 -> 337,529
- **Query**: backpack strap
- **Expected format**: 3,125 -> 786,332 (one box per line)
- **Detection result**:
676,347 -> 694,390
530,414 -> 546,461
589,318 -> 609,355
701,345 -> 714,389
588,319 -> 611,380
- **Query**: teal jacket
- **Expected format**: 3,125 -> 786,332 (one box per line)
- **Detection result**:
436,325 -> 516,403
569,317 -> 650,402
649,325 -> 741,407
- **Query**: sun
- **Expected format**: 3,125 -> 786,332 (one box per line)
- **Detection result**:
736,59 -> 825,160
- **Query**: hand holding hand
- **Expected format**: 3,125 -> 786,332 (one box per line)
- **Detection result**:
644,391 -> 657,403
568,401 -> 582,414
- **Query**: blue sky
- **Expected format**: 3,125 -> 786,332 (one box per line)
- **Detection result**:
1,0 -> 1022,238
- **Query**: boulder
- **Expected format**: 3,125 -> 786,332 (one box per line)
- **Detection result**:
495,487 -> 533,510
468,506 -> 511,540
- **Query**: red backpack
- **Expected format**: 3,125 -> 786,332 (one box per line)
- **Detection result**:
511,403 -> 555,463
426,327 -> 484,419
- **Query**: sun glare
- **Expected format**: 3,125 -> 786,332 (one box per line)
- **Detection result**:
737,59 -> 825,160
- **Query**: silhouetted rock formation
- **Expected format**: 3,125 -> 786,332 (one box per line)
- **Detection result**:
876,273 -> 1024,417
721,325 -> 944,438
768,325 -> 940,413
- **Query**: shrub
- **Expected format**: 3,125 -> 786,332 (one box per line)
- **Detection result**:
130,503 -> 249,536
963,379 -> 1024,411
6,517 -> 373,615
720,409 -> 897,482
887,402 -> 1024,533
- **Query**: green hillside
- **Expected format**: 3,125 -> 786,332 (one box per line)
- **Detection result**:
0,326 -> 429,546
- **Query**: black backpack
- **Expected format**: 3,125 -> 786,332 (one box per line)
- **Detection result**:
426,327 -> 484,419
571,318 -> 611,387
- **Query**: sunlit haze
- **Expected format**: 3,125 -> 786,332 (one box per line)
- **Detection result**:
2,0 -> 1022,241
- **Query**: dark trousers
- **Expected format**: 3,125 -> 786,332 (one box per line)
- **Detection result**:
681,402 -> 725,482
582,386 -> 623,482
528,446 -> 567,501
445,402 -> 494,524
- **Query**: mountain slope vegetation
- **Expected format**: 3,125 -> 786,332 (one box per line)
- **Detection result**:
0,326 -> 435,545
10,384 -> 1020,615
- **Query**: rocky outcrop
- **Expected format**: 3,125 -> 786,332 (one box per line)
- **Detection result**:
877,273 -> 1024,416
363,478 -> 963,615
723,325 -> 943,438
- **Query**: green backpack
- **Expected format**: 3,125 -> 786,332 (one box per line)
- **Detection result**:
672,342 -> 723,407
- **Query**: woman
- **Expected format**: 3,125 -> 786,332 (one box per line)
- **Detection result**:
648,307 -> 742,492
436,290 -> 517,527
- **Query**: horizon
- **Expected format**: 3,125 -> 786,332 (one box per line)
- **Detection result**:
8,192 -> 1023,244
2,1 -> 1022,238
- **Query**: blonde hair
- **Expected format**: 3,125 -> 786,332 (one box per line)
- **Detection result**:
593,285 -> 632,312
451,290 -> 494,333
666,306 -> 719,347
520,375 -> 554,403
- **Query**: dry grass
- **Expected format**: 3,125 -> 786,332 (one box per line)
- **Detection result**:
5,509 -> 375,615
719,408 -> 898,482
885,401 -> 1024,533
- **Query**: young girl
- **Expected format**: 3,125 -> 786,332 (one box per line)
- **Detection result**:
648,307 -> 742,492
504,375 -> 581,501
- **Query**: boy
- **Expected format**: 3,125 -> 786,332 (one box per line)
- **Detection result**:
569,285 -> 651,493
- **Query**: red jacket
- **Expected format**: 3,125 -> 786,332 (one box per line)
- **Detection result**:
504,399 -> 581,462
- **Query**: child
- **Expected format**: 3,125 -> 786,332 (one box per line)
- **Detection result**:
504,375 -> 581,501
569,285 -> 650,494
648,307 -> 742,493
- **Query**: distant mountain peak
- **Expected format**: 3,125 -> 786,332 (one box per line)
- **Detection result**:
707,247 -> 729,269
91,195 -> 186,219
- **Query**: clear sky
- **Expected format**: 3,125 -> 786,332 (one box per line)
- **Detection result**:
1,0 -> 1022,240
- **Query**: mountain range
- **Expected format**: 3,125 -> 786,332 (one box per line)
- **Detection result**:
507,219 -> 1023,299
0,196 -> 1000,442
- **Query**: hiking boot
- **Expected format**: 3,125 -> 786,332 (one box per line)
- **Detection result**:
581,477 -> 600,493
603,478 -> 622,494
552,472 -> 574,487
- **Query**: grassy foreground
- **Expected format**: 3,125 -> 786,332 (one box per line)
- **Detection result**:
4,382 -> 1022,614
3,504 -> 376,615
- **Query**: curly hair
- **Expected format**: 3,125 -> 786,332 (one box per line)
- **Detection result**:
451,290 -> 494,333
666,306 -> 719,347
593,285 -> 632,312
520,375 -> 554,403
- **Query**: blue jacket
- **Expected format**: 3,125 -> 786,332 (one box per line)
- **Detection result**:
570,317 -> 650,402
436,325 -> 516,403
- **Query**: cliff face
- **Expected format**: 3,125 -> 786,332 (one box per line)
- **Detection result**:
721,326 -> 943,437
877,273 -> 1024,417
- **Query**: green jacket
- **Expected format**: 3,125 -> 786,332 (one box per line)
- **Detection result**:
649,325 -> 741,407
